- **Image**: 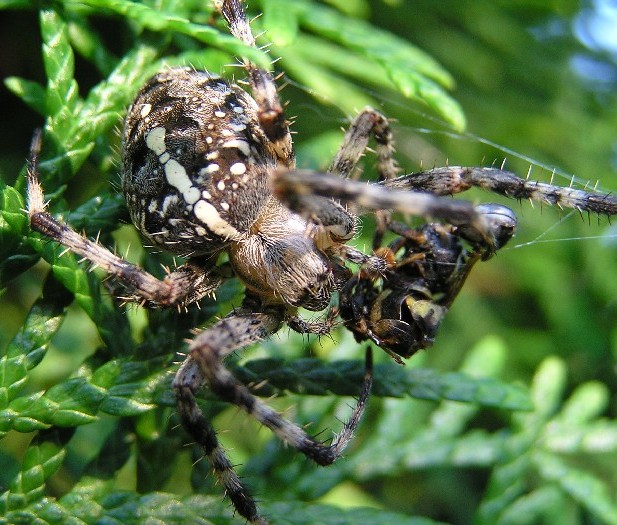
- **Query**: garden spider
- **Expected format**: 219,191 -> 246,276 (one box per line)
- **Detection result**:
26,0 -> 617,523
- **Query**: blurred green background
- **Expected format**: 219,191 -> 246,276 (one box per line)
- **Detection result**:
2,0 -> 617,523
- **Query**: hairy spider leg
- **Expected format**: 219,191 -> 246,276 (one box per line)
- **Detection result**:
383,166 -> 617,216
329,107 -> 399,182
174,302 -> 372,525
327,107 -> 401,249
274,161 -> 617,258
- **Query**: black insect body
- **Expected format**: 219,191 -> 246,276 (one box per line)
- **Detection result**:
341,204 -> 517,363
26,1 -> 617,523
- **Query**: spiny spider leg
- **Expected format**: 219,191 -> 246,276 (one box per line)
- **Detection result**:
287,303 -> 341,336
329,107 -> 399,181
274,163 -> 617,258
27,130 -> 222,307
328,107 -> 400,249
174,301 -> 372,524
383,166 -> 617,216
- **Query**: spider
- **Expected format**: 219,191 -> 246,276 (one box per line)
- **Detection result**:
25,1 -> 617,523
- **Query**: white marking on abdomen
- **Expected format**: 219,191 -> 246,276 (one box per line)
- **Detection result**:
194,200 -> 240,239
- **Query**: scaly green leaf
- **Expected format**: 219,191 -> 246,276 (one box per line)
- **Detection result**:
235,357 -> 531,410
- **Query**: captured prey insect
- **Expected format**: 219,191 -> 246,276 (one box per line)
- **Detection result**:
25,1 -> 617,523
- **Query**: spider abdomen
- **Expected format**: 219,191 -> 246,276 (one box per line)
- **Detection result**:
121,67 -> 275,257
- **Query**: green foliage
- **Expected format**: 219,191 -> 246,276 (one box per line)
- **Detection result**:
260,0 -> 466,130
1,1 -> 617,524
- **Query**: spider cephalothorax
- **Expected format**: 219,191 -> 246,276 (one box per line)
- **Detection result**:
26,1 -> 617,523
